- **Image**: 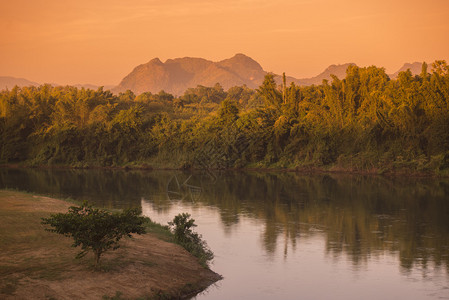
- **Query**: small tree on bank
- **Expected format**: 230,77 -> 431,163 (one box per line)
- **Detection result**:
41,201 -> 148,267
168,213 -> 214,266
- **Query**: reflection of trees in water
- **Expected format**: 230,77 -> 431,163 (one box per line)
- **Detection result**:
166,173 -> 206,202
0,168 -> 172,209
1,168 -> 448,272
197,172 -> 449,272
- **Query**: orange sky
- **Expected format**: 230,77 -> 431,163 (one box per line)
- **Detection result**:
1,0 -> 448,86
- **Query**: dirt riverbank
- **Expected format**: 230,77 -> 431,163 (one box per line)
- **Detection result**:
0,190 -> 221,299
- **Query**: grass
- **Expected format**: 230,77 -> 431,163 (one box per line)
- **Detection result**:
0,191 -> 80,295
0,189 -> 221,299
0,190 -> 129,292
144,219 -> 174,243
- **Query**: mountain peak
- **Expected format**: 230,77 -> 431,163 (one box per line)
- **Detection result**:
324,63 -> 356,73
222,53 -> 261,66
217,54 -> 265,83
231,53 -> 252,60
291,63 -> 356,86
390,62 -> 424,78
148,57 -> 163,65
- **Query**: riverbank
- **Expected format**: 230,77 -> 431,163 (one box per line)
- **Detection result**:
2,160 -> 448,178
0,190 -> 221,299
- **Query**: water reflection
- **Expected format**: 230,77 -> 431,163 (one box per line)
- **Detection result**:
1,168 -> 448,275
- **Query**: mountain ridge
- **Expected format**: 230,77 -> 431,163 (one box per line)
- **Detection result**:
0,76 -> 114,91
0,76 -> 40,90
390,62 -> 424,79
113,55 -> 426,95
1,57 -> 428,94
113,54 -> 267,95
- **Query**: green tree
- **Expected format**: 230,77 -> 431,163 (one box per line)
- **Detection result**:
41,201 -> 148,267
257,73 -> 282,111
118,90 -> 136,102
217,98 -> 239,124
431,60 -> 448,76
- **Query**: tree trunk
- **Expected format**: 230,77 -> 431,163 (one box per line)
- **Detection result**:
94,249 -> 101,267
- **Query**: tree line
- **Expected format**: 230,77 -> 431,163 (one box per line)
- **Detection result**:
1,61 -> 448,174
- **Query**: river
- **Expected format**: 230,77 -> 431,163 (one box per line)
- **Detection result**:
1,168 -> 448,299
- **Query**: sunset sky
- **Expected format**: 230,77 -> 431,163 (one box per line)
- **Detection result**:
1,0 -> 448,86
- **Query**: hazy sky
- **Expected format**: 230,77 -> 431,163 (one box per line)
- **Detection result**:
1,0 -> 448,86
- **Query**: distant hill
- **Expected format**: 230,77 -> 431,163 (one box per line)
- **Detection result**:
2,58 -> 433,96
0,76 -> 39,90
113,53 -> 266,96
389,62 -> 424,79
0,77 -> 114,91
290,63 -> 356,86
216,53 -> 267,87
113,55 -> 360,95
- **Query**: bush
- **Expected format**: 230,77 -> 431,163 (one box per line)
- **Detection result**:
168,213 -> 214,267
41,201 -> 148,267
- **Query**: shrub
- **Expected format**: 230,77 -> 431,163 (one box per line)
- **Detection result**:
168,213 -> 214,266
41,201 -> 148,267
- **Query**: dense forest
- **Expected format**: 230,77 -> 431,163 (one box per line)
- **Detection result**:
1,61 -> 448,174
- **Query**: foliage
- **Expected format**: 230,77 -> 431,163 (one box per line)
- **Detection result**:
41,201 -> 148,266
168,213 -> 214,266
1,60 -> 449,173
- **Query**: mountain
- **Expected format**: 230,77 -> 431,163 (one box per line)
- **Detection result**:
216,53 -> 267,87
286,63 -> 356,86
0,76 -> 39,90
3,57 -> 429,96
113,54 -> 359,95
390,62 -> 424,79
113,53 -> 266,96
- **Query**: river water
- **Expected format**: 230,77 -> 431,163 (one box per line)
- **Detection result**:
1,168 -> 448,299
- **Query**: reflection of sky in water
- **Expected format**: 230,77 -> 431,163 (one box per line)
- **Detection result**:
141,198 -> 449,300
